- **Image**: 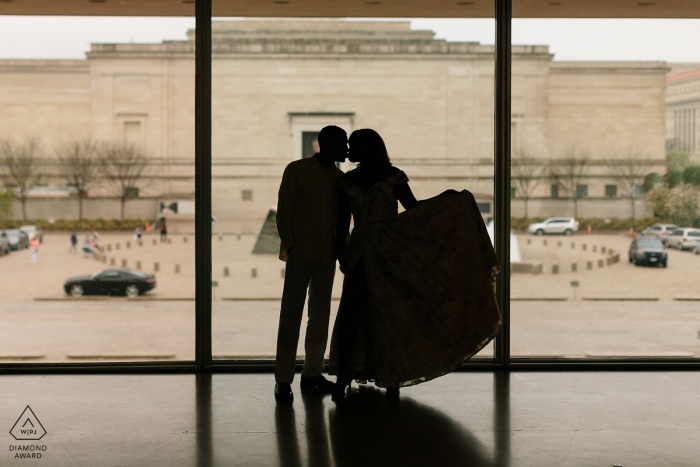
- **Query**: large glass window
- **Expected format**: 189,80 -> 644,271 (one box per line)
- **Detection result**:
510,18 -> 700,359
0,16 -> 196,363
211,17 -> 497,362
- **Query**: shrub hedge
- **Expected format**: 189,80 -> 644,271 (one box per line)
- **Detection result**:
511,217 -> 662,232
0,218 -> 153,231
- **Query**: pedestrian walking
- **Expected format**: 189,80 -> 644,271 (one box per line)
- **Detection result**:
91,227 -> 100,250
69,230 -> 78,253
29,237 -> 39,263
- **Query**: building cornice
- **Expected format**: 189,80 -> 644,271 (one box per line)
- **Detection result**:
0,60 -> 89,73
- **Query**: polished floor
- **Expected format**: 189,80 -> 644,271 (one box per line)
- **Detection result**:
1,372 -> 699,466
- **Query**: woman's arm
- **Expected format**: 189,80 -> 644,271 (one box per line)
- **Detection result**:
394,182 -> 423,210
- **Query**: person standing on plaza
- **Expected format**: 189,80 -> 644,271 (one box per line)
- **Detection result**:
29,236 -> 39,263
69,230 -> 78,253
159,218 -> 168,242
273,125 -> 348,402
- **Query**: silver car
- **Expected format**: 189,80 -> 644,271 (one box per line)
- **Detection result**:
666,228 -> 700,251
641,223 -> 678,245
527,217 -> 579,236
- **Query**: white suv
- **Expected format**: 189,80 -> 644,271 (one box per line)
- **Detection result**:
527,217 -> 579,236
666,228 -> 700,251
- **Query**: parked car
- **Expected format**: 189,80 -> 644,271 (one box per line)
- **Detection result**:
641,223 -> 678,245
629,236 -> 668,267
3,229 -> 29,250
64,268 -> 156,298
19,225 -> 43,243
0,232 -> 10,256
527,217 -> 579,236
665,228 -> 700,251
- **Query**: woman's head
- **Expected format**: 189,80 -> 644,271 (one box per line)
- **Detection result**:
348,129 -> 391,168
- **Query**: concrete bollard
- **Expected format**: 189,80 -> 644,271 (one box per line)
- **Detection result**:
126,241 -> 130,248
601,246 -> 607,254
115,243 -> 120,250
582,244 -> 587,251
572,263 -> 577,272
219,235 -> 223,241
571,242 -> 575,249
543,240 -> 547,246
592,245 -> 597,253
107,245 -> 111,252
168,238 -> 172,244
552,264 -> 559,274
587,261 -> 592,270
175,264 -> 180,273
607,257 -> 613,266
527,238 -> 531,245
557,241 -> 562,247
136,260 -> 141,270
122,259 -> 127,268
251,268 -> 257,278
154,262 -> 159,272
237,235 -> 241,240
183,236 -> 187,243
223,267 -> 229,277
598,259 -> 604,268
110,258 -> 115,266
152,239 -> 157,246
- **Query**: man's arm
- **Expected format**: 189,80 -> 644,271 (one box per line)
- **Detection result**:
276,164 -> 297,253
335,189 -> 351,272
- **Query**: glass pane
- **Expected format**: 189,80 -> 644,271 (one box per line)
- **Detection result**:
0,16 -> 196,362
211,18 -> 497,365
510,18 -> 700,359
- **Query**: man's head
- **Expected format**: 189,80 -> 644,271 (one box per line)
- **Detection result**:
317,125 -> 348,163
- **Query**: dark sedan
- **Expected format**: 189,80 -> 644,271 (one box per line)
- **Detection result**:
628,236 -> 667,267
64,268 -> 156,298
4,229 -> 29,250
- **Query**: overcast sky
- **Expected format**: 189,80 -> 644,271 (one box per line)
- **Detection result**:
0,16 -> 699,62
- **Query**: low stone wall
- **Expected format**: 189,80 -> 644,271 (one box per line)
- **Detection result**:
511,198 -> 652,219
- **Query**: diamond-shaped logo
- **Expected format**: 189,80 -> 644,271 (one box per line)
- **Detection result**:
10,406 -> 46,441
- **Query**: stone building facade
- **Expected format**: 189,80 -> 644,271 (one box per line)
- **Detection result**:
0,20 -> 669,229
666,65 -> 700,163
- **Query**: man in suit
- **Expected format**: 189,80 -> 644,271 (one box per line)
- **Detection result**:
274,125 -> 348,402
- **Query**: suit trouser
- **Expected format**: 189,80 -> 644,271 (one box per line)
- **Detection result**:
275,249 -> 336,383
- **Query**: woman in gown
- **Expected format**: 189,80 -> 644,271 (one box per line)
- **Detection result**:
329,129 -> 502,400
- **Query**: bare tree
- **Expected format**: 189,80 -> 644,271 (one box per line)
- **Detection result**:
56,139 -> 100,220
511,149 -> 546,219
548,149 -> 590,218
98,142 -> 151,220
604,148 -> 654,220
0,187 -> 13,221
0,137 -> 43,221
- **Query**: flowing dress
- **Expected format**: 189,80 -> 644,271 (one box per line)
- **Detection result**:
329,170 -> 502,388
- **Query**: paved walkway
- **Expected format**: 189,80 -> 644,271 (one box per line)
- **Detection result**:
0,232 -> 698,361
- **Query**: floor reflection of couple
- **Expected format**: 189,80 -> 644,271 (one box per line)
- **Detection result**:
275,375 -> 510,467
274,126 -> 502,402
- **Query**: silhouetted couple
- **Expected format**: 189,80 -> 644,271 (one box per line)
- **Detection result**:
274,126 -> 502,402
